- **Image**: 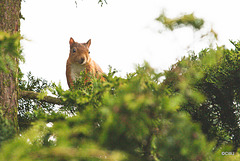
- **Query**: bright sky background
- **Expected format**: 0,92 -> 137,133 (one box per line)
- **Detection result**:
20,0 -> 240,90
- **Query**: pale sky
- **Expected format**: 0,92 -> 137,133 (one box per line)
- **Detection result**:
20,0 -> 240,89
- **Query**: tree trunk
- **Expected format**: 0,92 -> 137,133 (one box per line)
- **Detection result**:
0,0 -> 21,130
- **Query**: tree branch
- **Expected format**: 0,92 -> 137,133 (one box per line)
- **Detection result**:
20,90 -> 63,105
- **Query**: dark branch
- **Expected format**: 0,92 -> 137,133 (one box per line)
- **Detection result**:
20,90 -> 63,105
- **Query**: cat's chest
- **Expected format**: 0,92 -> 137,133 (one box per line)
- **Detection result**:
70,63 -> 86,81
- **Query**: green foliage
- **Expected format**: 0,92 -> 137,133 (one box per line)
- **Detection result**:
3,1 -> 239,160
2,30 -> 240,161
0,32 -> 24,74
50,67 -> 123,114
1,63 -> 226,160
156,12 -> 204,31
154,112 -> 213,161
18,72 -> 67,131
0,110 -> 16,148
155,12 -> 218,41
163,41 -> 240,152
98,0 -> 107,7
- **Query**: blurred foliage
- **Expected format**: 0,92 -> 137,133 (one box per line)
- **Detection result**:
74,0 -> 107,7
0,110 -> 16,148
98,0 -> 107,7
155,12 -> 218,42
156,12 -> 204,31
163,41 -> 240,153
2,60 -> 239,160
0,32 -> 24,74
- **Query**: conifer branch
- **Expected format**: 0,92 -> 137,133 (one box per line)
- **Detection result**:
20,90 -> 63,105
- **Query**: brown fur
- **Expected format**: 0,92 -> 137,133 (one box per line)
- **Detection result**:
66,37 -> 104,88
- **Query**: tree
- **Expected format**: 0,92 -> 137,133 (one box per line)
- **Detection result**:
0,0 -> 22,130
162,42 -> 240,152
156,12 -> 240,152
